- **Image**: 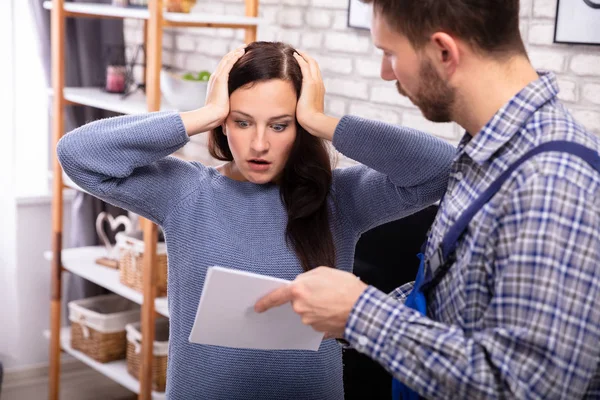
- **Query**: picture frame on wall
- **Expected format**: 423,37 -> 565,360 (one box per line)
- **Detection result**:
554,0 -> 600,45
347,0 -> 372,30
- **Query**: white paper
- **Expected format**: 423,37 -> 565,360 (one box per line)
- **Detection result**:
188,266 -> 324,351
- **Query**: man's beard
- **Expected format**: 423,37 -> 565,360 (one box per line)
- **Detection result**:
396,59 -> 455,123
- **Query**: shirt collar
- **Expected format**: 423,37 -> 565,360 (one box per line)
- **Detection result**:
460,71 -> 559,165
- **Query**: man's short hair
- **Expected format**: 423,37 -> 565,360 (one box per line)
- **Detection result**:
362,0 -> 526,57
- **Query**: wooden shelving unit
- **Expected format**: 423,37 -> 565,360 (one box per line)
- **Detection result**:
44,328 -> 166,399
46,1 -> 261,399
44,248 -> 170,318
59,87 -> 175,115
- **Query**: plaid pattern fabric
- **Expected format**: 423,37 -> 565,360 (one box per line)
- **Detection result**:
391,282 -> 414,302
345,72 -> 600,399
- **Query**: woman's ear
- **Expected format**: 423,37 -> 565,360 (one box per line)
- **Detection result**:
222,124 -> 227,136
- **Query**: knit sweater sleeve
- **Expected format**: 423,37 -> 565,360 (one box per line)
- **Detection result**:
57,111 -> 205,225
332,115 -> 455,235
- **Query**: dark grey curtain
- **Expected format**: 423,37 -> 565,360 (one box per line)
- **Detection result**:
29,0 -> 129,307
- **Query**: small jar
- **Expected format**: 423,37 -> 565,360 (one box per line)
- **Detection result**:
112,0 -> 128,6
106,66 -> 127,93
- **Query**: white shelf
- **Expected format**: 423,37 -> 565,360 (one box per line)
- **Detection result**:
45,246 -> 169,318
44,327 -> 166,400
61,87 -> 175,115
164,10 -> 263,26
42,1 -> 264,26
43,1 -> 150,19
60,170 -> 87,194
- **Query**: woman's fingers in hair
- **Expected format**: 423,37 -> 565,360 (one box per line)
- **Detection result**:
293,51 -> 312,82
222,47 -> 245,77
214,45 -> 246,80
296,51 -> 322,82
204,46 -> 246,117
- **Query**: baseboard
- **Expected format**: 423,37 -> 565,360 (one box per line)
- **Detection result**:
3,356 -> 98,391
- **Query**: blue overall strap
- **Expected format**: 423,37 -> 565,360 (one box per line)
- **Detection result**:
392,253 -> 426,400
393,141 -> 599,400
430,140 -> 600,278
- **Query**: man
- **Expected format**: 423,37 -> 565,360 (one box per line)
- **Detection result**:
255,0 -> 600,398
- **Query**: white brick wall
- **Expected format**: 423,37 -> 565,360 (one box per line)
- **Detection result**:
325,77 -> 369,100
533,0 -> 557,18
349,101 -> 401,125
123,0 -> 600,165
583,83 -> 600,105
570,55 -> 600,76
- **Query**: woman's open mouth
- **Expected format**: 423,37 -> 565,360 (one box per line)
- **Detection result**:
248,159 -> 272,172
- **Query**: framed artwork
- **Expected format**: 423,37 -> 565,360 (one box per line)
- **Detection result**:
554,0 -> 600,45
347,0 -> 372,30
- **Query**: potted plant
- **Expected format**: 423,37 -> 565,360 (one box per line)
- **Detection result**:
160,68 -> 211,112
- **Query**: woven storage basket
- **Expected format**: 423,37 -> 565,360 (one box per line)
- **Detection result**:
69,294 -> 140,363
116,232 -> 168,297
126,318 -> 169,392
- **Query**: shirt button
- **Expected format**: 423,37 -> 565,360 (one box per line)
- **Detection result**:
455,172 -> 464,180
358,336 -> 369,347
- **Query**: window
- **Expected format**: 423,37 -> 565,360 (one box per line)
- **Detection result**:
0,0 -> 15,196
14,0 -> 50,198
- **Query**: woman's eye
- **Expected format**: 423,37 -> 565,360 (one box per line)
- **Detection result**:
271,124 -> 288,132
236,120 -> 250,128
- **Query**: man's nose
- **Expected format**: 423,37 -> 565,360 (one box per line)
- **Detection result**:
380,57 -> 395,81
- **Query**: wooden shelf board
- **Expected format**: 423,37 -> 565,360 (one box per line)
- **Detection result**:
164,11 -> 263,26
43,1 -> 151,19
61,171 -> 88,194
44,246 -> 169,318
42,1 -> 264,27
43,327 -> 166,399
57,87 -> 175,115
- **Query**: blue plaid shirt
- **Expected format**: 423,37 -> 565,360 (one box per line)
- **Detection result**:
344,72 -> 600,399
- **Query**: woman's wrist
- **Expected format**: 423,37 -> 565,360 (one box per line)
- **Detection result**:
180,105 -> 227,137
301,113 -> 339,141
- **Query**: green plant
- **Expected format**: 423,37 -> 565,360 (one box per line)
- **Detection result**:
181,70 -> 211,82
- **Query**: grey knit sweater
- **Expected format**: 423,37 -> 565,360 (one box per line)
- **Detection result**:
57,111 -> 455,399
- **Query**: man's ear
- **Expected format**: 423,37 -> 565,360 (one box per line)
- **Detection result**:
428,32 -> 459,78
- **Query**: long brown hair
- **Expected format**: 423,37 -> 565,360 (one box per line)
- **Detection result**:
208,41 -> 336,272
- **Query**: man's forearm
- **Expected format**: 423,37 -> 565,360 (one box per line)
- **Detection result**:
344,285 -> 598,399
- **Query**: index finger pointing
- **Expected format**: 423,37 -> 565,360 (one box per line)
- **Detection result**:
254,285 -> 294,313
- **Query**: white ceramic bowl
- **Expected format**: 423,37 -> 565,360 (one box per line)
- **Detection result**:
160,69 -> 208,111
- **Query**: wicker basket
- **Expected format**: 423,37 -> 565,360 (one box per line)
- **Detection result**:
116,232 -> 168,297
126,318 -> 169,392
69,294 -> 140,363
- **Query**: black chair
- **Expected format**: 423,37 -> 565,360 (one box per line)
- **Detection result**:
343,205 -> 439,400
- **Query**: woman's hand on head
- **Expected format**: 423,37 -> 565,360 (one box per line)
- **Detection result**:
294,51 -> 325,118
205,46 -> 246,123
293,51 -> 339,141
180,46 -> 246,136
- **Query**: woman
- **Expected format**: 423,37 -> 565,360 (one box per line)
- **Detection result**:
57,42 -> 455,399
